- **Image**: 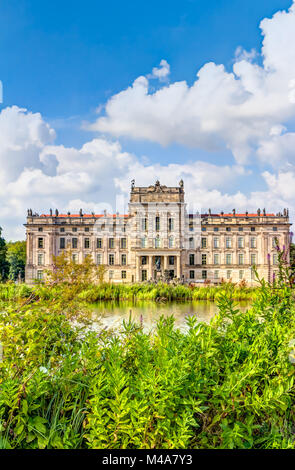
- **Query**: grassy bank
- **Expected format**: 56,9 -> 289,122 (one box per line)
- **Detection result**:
1,276 -> 295,449
0,281 -> 257,303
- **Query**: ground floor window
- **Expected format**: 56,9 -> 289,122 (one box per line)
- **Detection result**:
97,254 -> 102,265
121,270 -> 126,279
109,254 -> 114,265
214,270 -> 219,279
168,256 -> 175,265
226,270 -> 231,279
141,256 -> 147,265
37,270 -> 43,280
142,269 -> 147,281
239,270 -> 244,280
202,270 -> 207,279
109,270 -> 114,280
72,253 -> 78,263
121,254 -> 127,266
189,270 -> 195,279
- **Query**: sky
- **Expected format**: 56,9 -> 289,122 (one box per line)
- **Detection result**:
0,0 -> 295,240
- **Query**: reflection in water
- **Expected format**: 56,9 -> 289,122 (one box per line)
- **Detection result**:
90,300 -> 250,333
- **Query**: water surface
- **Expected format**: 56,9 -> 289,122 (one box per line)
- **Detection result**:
90,300 -> 250,333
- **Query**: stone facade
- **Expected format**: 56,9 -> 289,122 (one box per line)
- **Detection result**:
25,180 -> 291,285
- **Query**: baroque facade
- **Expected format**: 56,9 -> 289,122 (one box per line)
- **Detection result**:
25,180 -> 291,285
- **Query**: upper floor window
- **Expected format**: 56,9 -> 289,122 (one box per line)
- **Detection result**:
189,237 -> 194,249
97,254 -> 102,265
250,237 -> 256,248
141,256 -> 147,265
273,253 -> 278,265
226,227 -> 231,232
169,256 -> 175,265
238,253 -> 244,265
142,218 -> 147,231
120,238 -> 127,249
37,253 -> 44,266
141,237 -> 147,248
72,238 -> 78,249
238,227 -> 243,232
272,237 -> 278,248
225,237 -> 232,248
85,227 -> 90,232
273,227 -> 278,232
213,237 -> 219,248
250,253 -> 256,265
97,238 -> 102,249
121,254 -> 127,266
251,227 -> 256,232
226,253 -> 232,265
84,238 -> 90,249
168,236 -> 174,248
155,236 -> 161,248
109,238 -> 114,249
72,227 -> 77,232
214,227 -> 219,232
201,238 -> 207,248
189,254 -> 195,266
201,227 -> 206,232
214,253 -> 219,265
109,254 -> 114,265
155,216 -> 160,231
238,237 -> 244,248
202,254 -> 207,265
38,237 -> 44,249
189,222 -> 194,231
38,227 -> 43,232
60,238 -> 65,249
168,218 -> 174,231
60,227 -> 65,232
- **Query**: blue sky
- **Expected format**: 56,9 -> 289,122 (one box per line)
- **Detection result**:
0,0 -> 295,239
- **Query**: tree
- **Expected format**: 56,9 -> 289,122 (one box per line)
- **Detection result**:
0,226 -> 9,281
6,240 -> 26,281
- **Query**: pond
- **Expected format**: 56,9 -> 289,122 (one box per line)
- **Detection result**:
90,300 -> 250,333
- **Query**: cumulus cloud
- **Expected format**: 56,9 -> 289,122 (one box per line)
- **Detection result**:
147,59 -> 170,81
88,1 -> 295,167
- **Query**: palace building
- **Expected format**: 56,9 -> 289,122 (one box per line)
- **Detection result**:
25,180 -> 291,285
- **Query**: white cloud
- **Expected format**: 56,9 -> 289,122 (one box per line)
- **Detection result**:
88,1 -> 295,167
147,59 -> 170,81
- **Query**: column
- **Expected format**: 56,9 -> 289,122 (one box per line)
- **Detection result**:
164,255 -> 168,271
176,254 -> 181,279
149,255 -> 153,280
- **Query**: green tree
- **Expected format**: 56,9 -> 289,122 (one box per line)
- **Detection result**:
6,240 -> 26,281
0,226 -> 9,281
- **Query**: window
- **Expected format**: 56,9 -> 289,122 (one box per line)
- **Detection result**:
60,227 -> 65,232
214,253 -> 219,265
213,237 -> 219,248
72,238 -> 78,249
201,238 -> 207,248
226,237 -> 232,248
121,254 -> 127,266
97,254 -> 102,265
214,270 -> 219,279
189,237 -> 194,249
251,267 -> 255,280
201,227 -> 206,232
251,227 -> 256,232
250,237 -> 256,248
168,236 -> 174,248
142,270 -> 147,281
109,254 -> 114,265
38,238 -> 44,249
37,270 -> 43,280
142,218 -> 147,231
109,270 -> 114,280
169,256 -> 175,265
141,256 -> 147,265
273,253 -> 278,265
168,218 -> 174,231
37,253 -> 44,266
189,270 -> 195,279
202,270 -> 207,279
202,254 -> 207,265
226,270 -> 231,279
38,227 -> 43,232
273,227 -> 278,232
84,238 -> 90,249
155,216 -> 160,231
238,227 -> 243,232
120,238 -> 127,249
72,253 -> 78,263
239,270 -> 244,280
189,222 -> 194,231
109,238 -> 114,249
226,253 -> 232,265
189,254 -> 195,266
214,227 -> 219,232
72,227 -> 77,232
226,227 -> 231,232
250,253 -> 256,265
141,237 -> 147,248
272,237 -> 278,248
155,237 -> 161,248
60,238 -> 65,249
85,227 -> 89,232
121,270 -> 126,279
97,238 -> 102,248
238,253 -> 244,265
238,237 -> 244,248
